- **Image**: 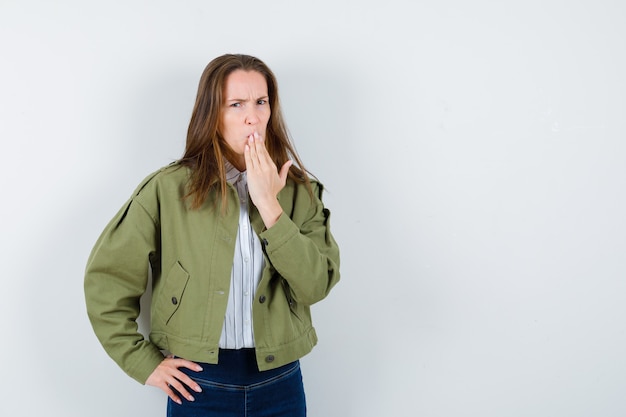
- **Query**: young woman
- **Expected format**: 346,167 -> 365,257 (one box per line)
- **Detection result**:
84,54 -> 340,417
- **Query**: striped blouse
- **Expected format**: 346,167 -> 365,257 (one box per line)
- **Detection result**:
218,161 -> 265,349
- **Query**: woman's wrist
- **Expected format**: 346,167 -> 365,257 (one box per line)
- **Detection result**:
256,198 -> 283,229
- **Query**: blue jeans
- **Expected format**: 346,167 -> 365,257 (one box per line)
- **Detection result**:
167,349 -> 306,417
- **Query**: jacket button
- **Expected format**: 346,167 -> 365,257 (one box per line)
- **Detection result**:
265,355 -> 275,363
259,295 -> 267,303
171,297 -> 178,305
262,238 -> 269,246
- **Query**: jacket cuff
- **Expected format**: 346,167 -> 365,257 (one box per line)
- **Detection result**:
127,347 -> 165,385
258,212 -> 299,253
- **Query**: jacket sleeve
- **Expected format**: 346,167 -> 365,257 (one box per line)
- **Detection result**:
258,182 -> 340,306
84,195 -> 164,384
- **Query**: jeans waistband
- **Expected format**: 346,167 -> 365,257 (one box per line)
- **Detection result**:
180,348 -> 299,386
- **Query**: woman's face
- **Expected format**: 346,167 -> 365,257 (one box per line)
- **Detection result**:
220,69 -> 271,167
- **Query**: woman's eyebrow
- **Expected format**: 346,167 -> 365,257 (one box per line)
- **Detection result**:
226,95 -> 269,102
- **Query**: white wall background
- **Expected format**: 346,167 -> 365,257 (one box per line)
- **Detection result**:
1,0 -> 625,416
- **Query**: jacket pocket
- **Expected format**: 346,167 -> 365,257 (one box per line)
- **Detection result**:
156,261 -> 190,325
281,278 -> 303,323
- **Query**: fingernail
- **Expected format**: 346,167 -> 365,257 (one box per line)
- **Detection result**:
196,365 -> 203,371
195,385 -> 203,392
189,395 -> 195,402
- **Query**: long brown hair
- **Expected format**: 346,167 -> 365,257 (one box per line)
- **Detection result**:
180,54 -> 311,211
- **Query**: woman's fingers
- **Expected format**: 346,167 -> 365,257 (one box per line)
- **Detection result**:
172,358 -> 203,394
278,160 -> 293,183
244,135 -> 255,169
244,132 -> 291,228
167,375 -> 195,403
246,132 -> 275,170
253,132 -> 271,164
146,357 -> 203,405
245,132 -> 266,170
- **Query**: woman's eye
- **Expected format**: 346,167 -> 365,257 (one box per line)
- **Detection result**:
230,103 -> 241,108
257,99 -> 267,105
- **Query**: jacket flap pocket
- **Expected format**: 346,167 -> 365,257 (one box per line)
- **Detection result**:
158,261 -> 190,325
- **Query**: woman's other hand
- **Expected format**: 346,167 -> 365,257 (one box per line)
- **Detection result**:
145,356 -> 203,405
245,131 -> 292,228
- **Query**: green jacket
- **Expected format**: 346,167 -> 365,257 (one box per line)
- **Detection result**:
84,163 -> 340,384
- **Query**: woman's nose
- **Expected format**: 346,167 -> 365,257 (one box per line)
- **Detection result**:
246,109 -> 259,125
